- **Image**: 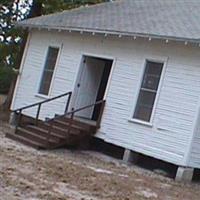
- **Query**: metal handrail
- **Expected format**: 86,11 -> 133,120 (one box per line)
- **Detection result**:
13,91 -> 72,113
15,91 -> 72,129
47,100 -> 106,123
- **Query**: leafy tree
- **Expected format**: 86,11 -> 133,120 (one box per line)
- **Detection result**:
0,0 -> 29,68
29,0 -> 110,17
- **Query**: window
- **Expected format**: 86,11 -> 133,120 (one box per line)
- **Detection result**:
39,47 -> 59,95
133,60 -> 164,122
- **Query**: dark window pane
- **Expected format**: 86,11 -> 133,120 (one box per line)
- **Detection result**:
134,60 -> 164,122
39,47 -> 59,95
134,106 -> 152,122
134,90 -> 156,121
42,71 -> 53,85
142,61 -> 163,90
39,82 -> 50,96
138,90 -> 156,107
46,48 -> 59,70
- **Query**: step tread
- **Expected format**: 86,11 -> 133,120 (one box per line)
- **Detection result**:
6,132 -> 46,149
37,123 -> 83,136
73,117 -> 97,127
27,126 -> 67,139
60,116 -> 97,128
17,127 -> 58,144
53,119 -> 88,131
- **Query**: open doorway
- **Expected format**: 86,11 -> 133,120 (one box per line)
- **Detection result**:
73,55 -> 113,121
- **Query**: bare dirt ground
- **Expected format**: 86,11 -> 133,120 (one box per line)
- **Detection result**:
0,121 -> 200,200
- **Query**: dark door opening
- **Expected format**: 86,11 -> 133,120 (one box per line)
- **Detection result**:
92,59 -> 113,121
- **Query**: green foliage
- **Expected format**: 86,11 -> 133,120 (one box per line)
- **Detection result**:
0,0 -> 29,68
42,0 -> 110,14
0,66 -> 15,94
30,0 -> 110,16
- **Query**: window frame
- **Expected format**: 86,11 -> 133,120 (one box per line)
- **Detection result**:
130,56 -> 168,126
37,45 -> 62,98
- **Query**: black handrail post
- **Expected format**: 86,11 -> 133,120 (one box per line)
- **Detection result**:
16,109 -> 22,131
36,104 -> 41,125
65,92 -> 72,113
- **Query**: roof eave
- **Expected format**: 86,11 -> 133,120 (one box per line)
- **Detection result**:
16,23 -> 200,45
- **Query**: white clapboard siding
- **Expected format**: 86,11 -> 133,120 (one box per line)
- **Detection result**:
12,30 -> 200,167
188,107 -> 200,168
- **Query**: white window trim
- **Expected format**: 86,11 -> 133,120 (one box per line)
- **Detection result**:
35,93 -> 49,99
36,44 -> 63,99
129,118 -> 153,127
129,56 -> 168,126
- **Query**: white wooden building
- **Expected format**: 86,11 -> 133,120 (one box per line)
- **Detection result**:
10,0 -> 200,181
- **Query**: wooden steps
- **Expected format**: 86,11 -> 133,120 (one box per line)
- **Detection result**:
6,94 -> 105,150
6,131 -> 46,149
6,115 -> 98,150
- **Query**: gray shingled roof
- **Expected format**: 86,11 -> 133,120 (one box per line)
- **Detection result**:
18,0 -> 200,43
